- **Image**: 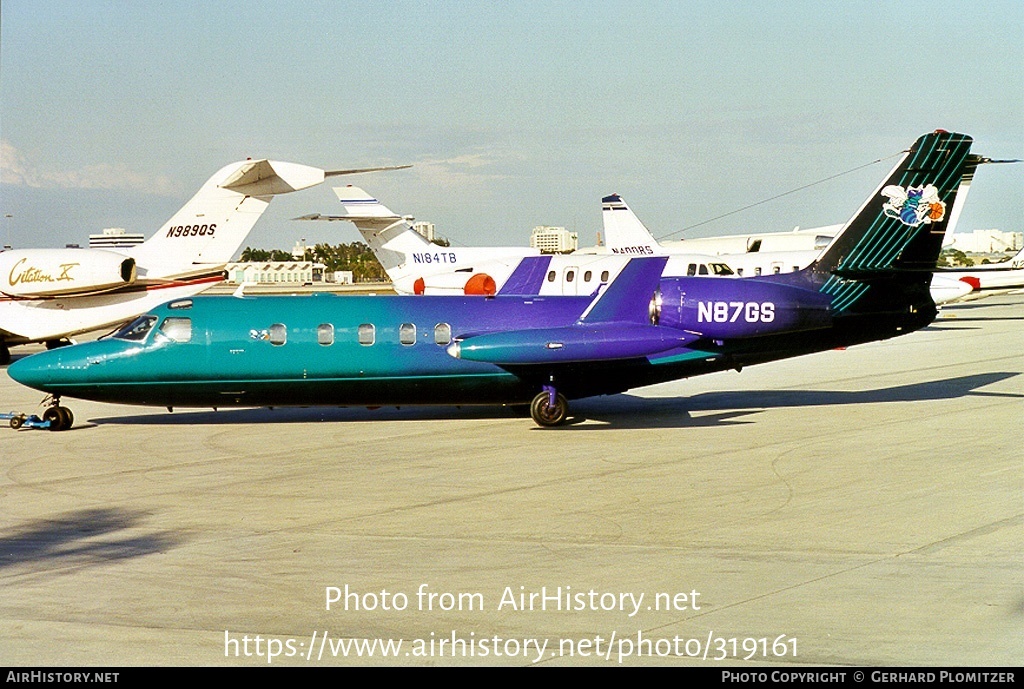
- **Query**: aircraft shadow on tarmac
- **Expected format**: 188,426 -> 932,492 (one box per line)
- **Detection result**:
0,507 -> 181,572
938,298 -> 1024,322
930,316 -> 1024,325
563,371 -> 1023,430
85,371 -> 1022,431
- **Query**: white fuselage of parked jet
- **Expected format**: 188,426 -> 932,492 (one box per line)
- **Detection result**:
0,160 -> 405,364
297,186 -> 736,296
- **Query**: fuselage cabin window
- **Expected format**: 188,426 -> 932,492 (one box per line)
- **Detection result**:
358,323 -> 375,346
269,323 -> 287,346
434,323 -> 452,345
399,323 -> 416,346
317,323 -> 334,346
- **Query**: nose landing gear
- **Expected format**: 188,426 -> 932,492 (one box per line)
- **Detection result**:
2,398 -> 74,431
530,385 -> 569,427
42,396 -> 74,431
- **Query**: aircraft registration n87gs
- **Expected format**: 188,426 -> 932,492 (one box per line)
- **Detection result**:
9,131 -> 975,428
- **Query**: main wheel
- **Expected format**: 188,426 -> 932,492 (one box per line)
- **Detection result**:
530,391 -> 569,427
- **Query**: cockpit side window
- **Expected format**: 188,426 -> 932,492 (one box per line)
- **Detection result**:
112,315 -> 158,341
159,317 -> 193,343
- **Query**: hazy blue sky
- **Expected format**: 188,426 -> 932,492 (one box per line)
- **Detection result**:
2,1 -> 1021,251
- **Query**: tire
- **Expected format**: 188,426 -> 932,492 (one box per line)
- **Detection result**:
43,407 -> 65,432
530,391 -> 569,427
9,416 -> 24,430
57,407 -> 74,430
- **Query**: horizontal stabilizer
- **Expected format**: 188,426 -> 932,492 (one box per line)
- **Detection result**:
219,160 -> 326,196
332,186 -> 402,219
293,212 -> 403,222
325,164 -> 412,177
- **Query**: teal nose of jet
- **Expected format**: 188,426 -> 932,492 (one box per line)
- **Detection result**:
8,349 -> 63,392
7,341 -> 113,393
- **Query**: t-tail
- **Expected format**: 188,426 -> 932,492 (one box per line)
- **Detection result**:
127,160 -> 330,279
798,130 -> 974,325
601,194 -> 667,256
297,186 -> 541,294
324,186 -> 433,275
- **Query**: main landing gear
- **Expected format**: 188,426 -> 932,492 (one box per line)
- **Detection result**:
530,386 -> 569,427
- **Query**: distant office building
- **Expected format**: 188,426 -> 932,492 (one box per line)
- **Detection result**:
226,261 -> 326,285
89,227 -> 145,248
950,230 -> 1022,254
530,226 -> 578,254
413,222 -> 436,242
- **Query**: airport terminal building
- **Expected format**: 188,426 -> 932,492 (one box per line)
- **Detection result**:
226,261 -> 338,285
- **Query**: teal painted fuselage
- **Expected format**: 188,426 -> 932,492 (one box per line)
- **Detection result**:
10,288 -> 712,409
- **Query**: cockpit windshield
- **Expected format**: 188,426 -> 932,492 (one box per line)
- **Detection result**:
112,315 -> 158,341
710,263 -> 735,276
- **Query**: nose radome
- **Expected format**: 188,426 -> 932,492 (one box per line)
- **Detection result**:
7,350 -> 58,390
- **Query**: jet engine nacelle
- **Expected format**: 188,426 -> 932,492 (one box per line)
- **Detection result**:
448,323 -> 693,365
656,277 -> 833,339
0,249 -> 137,298
412,272 -> 496,296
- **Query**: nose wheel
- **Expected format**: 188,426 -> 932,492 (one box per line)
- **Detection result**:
42,396 -> 74,431
530,387 -> 569,427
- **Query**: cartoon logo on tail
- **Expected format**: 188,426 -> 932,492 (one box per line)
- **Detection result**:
881,184 -> 946,227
